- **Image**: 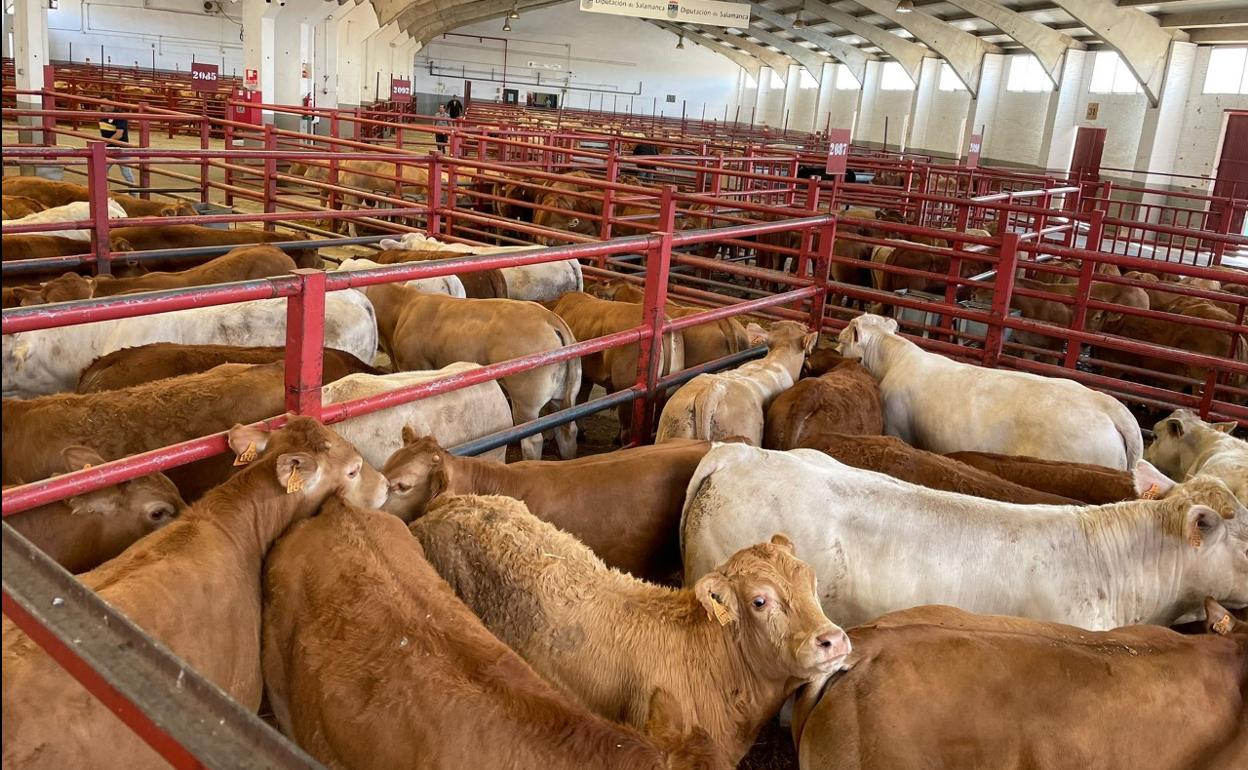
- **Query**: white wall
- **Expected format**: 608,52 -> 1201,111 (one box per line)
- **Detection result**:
1174,46 -> 1248,183
413,5 -> 741,120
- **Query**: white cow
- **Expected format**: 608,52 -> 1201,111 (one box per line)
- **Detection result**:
334,258 -> 466,297
3,289 -> 377,398
681,443 -> 1248,630
1146,408 -> 1248,503
838,314 -> 1143,469
324,363 -> 511,467
377,232 -> 582,301
2,200 -> 127,241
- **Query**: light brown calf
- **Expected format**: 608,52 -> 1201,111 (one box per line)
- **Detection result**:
2,418 -> 387,770
110,225 -> 321,269
763,360 -> 884,450
371,247 -> 509,298
945,451 -> 1136,505
0,176 -> 198,217
1,195 -> 46,220
592,280 -> 750,368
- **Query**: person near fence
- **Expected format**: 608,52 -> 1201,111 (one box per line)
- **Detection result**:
445,96 -> 464,120
434,105 -> 451,154
98,106 -> 135,185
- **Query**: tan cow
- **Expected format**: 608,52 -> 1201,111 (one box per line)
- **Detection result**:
262,495 -> 728,770
591,280 -> 751,368
763,360 -> 884,449
1,233 -> 135,262
1147,408 -> 1247,503
411,494 -> 850,765
382,432 -> 712,581
978,277 -> 1150,357
1095,295 -> 1246,389
364,282 -> 581,460
2,418 -> 387,770
1,196 -> 46,220
4,446 -> 185,573
0,177 -> 198,218
545,291 -> 684,441
370,248 -> 509,298
110,225 -> 321,269
656,321 -> 816,445
792,603 -> 1248,770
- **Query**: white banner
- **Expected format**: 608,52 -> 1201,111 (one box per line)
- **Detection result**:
579,0 -> 751,28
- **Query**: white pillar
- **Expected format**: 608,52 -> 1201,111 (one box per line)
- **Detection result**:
362,23 -> 403,105
1133,41 -> 1197,186
965,53 -> 1004,162
1038,49 -> 1088,173
242,0 -> 278,121
908,56 -> 942,152
3,3 -> 15,61
856,61 -> 882,146
13,0 -> 49,153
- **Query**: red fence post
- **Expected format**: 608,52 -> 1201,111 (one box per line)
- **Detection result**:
630,186 -> 677,445
444,156 -> 458,239
40,65 -> 57,147
428,153 -> 443,236
199,118 -> 210,203
599,150 -> 618,243
1063,209 -> 1106,369
223,120 -> 235,208
284,269 -> 326,419
982,231 -> 1020,367
808,218 -> 836,334
137,103 -> 150,197
262,123 -> 277,232
87,142 -> 113,276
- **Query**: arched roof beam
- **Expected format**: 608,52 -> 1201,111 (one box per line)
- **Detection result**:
799,0 -> 931,83
688,25 -> 795,78
1049,0 -> 1183,105
846,0 -> 999,95
737,25 -> 827,80
941,0 -> 1082,83
749,6 -> 873,85
649,20 -> 762,79
399,0 -> 564,44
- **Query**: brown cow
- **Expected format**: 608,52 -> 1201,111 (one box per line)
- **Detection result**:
591,280 -> 751,368
0,177 -> 198,218
412,494 -> 851,765
764,361 -> 883,450
792,602 -> 1248,770
364,282 -> 581,460
945,451 -> 1136,505
1,233 -> 135,261
77,343 -> 379,393
4,446 -> 185,573
15,245 -> 297,305
983,277 -> 1151,357
801,434 -> 1079,505
1097,295 -> 1246,388
371,248 -> 509,298
3,363 -> 288,500
382,432 -> 711,581
1,195 -> 46,220
262,495 -> 727,770
110,225 -> 321,269
2,418 -> 387,769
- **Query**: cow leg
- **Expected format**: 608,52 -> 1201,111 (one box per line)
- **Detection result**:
574,378 -> 594,440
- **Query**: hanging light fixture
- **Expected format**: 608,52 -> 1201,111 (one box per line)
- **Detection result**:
508,4 -> 520,19
676,34 -> 685,49
896,0 -> 915,12
503,18 -> 512,31
794,4 -> 806,28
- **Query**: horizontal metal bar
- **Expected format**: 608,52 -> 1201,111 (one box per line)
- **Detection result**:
656,345 -> 767,390
449,388 -> 643,457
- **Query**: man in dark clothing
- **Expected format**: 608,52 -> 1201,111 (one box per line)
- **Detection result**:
445,96 -> 464,120
99,107 -> 135,185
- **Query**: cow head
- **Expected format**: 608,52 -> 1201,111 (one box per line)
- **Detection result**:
836,314 -> 897,362
379,427 -> 451,522
227,416 -> 388,514
21,272 -> 95,306
749,320 -> 818,355
160,201 -> 199,218
694,534 -> 850,681
1145,409 -> 1238,481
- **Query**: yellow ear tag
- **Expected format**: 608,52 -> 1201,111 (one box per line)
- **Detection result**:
711,600 -> 731,626
1212,615 -> 1232,636
233,441 -> 258,467
82,464 -> 93,471
285,467 -> 304,495
1189,532 -> 1202,549
1141,484 -> 1161,500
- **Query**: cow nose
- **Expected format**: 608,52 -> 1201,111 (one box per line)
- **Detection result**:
814,628 -> 851,659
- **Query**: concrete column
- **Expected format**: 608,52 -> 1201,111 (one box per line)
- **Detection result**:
242,0 -> 278,121
813,62 -> 836,133
908,57 -> 943,153
269,1 -> 336,130
964,53 -> 1005,160
856,61 -> 882,146
3,3 -> 15,61
781,64 -> 802,132
362,23 -> 404,105
1133,41 -> 1196,187
13,0 -> 49,154
333,1 -> 381,110
1038,49 -> 1089,173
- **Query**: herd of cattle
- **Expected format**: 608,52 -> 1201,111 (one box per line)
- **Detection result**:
2,171 -> 1247,769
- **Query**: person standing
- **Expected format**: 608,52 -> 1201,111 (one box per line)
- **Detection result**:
434,105 -> 450,154
445,95 -> 464,120
99,106 -> 135,185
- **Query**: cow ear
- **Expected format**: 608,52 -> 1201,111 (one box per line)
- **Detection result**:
276,452 -> 320,494
1204,597 -> 1236,635
1184,505 -> 1225,549
1212,421 -> 1237,434
694,573 -> 738,626
61,445 -> 107,472
227,424 -> 270,465
1132,460 -> 1176,499
1161,417 -> 1184,438
745,323 -> 769,347
770,533 -> 796,555
802,332 -> 818,354
401,425 -> 420,445
883,317 -> 899,334
14,287 -> 44,306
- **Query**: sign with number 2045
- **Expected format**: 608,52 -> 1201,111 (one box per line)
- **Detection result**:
190,63 -> 219,92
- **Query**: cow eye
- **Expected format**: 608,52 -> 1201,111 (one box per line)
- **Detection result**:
752,596 -> 767,609
147,507 -> 172,524
347,465 -> 360,479
392,481 -> 412,493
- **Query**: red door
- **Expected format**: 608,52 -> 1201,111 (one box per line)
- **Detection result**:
1211,111 -> 1248,238
1067,126 -> 1107,213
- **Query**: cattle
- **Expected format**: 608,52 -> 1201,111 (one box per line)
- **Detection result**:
262,495 -> 727,770
110,225 -> 321,270
363,282 -> 579,460
531,171 -> 600,243
799,434 -> 1078,505
1147,408 -> 1248,503
383,434 -> 711,581
1,195 -> 46,220
411,494 -> 850,764
19,246 -> 298,305
983,276 -> 1151,357
682,444 -> 1247,629
4,446 -> 185,573
791,602 -> 1248,770
77,343 -> 379,393
763,360 -> 883,449
2,288 -> 376,398
545,291 -> 684,440
1095,295 -> 1246,390
324,364 -> 512,467
656,321 -> 816,445
944,451 -> 1137,505
2,233 -> 135,262
1,200 -> 128,241
368,248 -> 507,298
838,314 -> 1144,469
2,418 -> 387,770
590,280 -> 750,368
334,257 -> 467,297
0,176 -> 198,218
378,232 -> 583,301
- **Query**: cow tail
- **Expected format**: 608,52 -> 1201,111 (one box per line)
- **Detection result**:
551,317 -> 582,409
1107,402 -> 1144,468
693,380 -> 726,441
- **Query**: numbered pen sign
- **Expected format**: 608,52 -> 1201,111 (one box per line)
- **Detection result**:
191,63 -> 220,92
824,128 -> 851,176
967,133 -> 983,169
391,78 -> 412,103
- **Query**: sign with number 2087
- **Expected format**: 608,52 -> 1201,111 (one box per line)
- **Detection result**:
824,128 -> 851,176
